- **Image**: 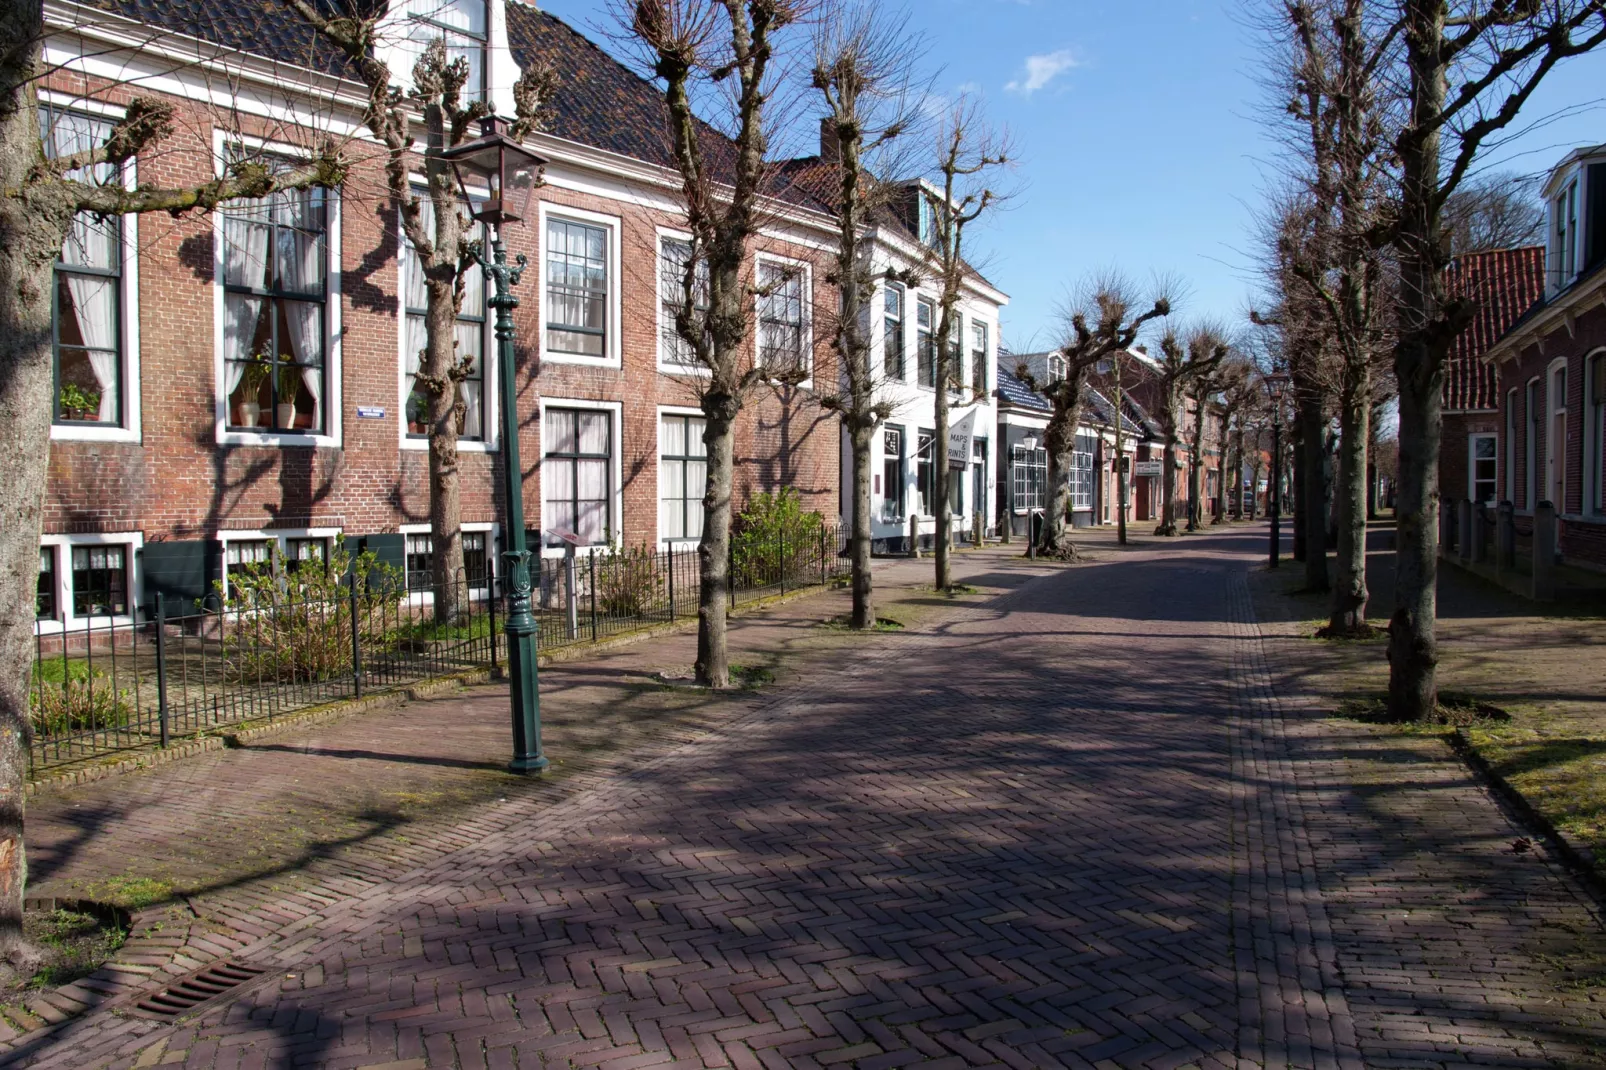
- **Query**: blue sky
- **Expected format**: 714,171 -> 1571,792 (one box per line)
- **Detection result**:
535,0 -> 1606,353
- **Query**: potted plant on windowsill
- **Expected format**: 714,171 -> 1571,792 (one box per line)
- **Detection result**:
236,355 -> 271,427
59,382 -> 101,422
275,360 -> 300,430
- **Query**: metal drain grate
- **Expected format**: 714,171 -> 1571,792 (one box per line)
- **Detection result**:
130,961 -> 268,1020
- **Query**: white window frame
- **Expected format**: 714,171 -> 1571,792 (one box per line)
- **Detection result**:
211,130 -> 344,448
656,404 -> 707,546
537,397 -> 623,559
1526,376 -> 1541,511
655,227 -> 711,376
536,202 -> 622,369
1505,387 -> 1518,503
43,93 -> 142,445
753,251 -> 814,388
36,531 -> 145,634
218,527 -> 342,595
1468,432 -> 1498,505
1589,348 -> 1606,516
397,181 -> 498,453
1549,356 -> 1569,513
397,521 -> 498,604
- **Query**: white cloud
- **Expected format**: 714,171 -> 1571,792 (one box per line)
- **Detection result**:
1004,50 -> 1078,95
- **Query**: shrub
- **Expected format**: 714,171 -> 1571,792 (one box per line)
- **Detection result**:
731,489 -> 825,588
29,669 -> 134,736
216,536 -> 403,683
596,544 -> 666,617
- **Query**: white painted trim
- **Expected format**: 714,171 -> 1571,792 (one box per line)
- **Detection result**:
44,95 -> 142,445
1588,348 -> 1606,516
35,530 -> 145,633
753,250 -> 814,389
536,397 -> 624,558
653,226 -> 712,377
1548,356 -> 1569,511
211,129 -> 344,449
1526,375 -> 1542,512
536,201 -> 623,369
397,192 -> 499,454
655,404 -> 706,547
1505,386 -> 1518,504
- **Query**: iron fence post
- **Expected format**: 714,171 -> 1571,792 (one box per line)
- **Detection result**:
780,528 -> 786,595
667,548 -> 675,621
821,526 -> 828,586
565,544 -> 579,640
589,553 -> 598,641
488,564 -> 499,673
349,573 -> 363,698
155,592 -> 170,749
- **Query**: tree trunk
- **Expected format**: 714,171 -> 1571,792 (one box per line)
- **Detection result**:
1327,373 -> 1370,633
1292,425 -> 1307,560
1038,391 -> 1080,556
849,421 -> 874,628
1299,390 -> 1330,590
1387,0 -> 1448,720
422,246 -> 464,621
696,404 -> 737,687
1187,397 -> 1204,531
1156,433 -> 1180,536
0,26 -> 64,964
933,336 -> 951,589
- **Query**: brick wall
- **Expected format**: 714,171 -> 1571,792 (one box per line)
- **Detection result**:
40,80 -> 841,555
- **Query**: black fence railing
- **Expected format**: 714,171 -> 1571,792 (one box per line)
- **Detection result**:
28,529 -> 844,776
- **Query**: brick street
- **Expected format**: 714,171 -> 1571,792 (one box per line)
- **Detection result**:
8,527 -> 1606,1069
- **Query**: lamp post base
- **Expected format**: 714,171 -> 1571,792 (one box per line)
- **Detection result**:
508,754 -> 551,775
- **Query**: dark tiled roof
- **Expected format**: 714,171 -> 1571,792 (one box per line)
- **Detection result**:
1086,388 -> 1143,436
995,358 -> 1050,413
88,0 -> 363,75
1444,245 -> 1545,410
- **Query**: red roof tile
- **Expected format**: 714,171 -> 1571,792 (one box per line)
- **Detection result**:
1443,245 -> 1545,411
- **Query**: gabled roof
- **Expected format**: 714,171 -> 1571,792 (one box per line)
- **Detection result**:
1443,245 -> 1545,410
995,358 -> 1050,414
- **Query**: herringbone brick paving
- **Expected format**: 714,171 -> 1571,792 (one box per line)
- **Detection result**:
8,529 -> 1606,1069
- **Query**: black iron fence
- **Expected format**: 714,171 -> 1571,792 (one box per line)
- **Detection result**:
29,528 -> 844,775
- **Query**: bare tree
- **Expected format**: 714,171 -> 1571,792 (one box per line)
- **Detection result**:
1214,359 -> 1258,524
1382,0 -> 1606,719
0,2 -> 351,965
1144,324 -> 1228,536
623,0 -> 811,687
1444,169 -> 1545,254
810,1 -> 918,630
283,1 -> 556,624
922,97 -> 1009,590
1016,275 -> 1169,558
1279,0 -> 1395,635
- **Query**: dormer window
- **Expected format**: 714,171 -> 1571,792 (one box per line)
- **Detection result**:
1554,178 -> 1578,287
406,0 -> 487,101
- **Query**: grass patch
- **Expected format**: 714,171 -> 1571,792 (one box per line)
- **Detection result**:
729,664 -> 775,688
0,905 -> 128,1004
82,875 -> 173,909
1335,691 -> 1511,726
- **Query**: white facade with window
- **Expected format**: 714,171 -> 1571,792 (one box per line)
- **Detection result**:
35,532 -> 145,634
838,210 -> 1007,550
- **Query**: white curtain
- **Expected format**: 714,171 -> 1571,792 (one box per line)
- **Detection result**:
223,203 -> 270,407
66,276 -> 117,421
275,192 -> 325,430
454,321 -> 482,439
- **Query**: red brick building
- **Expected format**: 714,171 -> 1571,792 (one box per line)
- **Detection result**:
1481,147 -> 1606,570
35,0 -> 846,630
1439,245 -> 1545,510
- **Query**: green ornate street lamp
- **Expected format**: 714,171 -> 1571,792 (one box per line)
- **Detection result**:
442,116 -> 549,774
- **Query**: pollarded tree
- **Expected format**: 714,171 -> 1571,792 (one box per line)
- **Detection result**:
1145,325 -> 1228,536
1382,0 -> 1606,719
810,0 -> 919,630
284,1 -> 557,623
623,0 -> 812,687
1212,358 -> 1258,524
922,97 -> 1010,590
1016,275 -> 1169,558
0,6 -> 346,965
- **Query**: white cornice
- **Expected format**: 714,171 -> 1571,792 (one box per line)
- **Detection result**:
1482,267 -> 1606,366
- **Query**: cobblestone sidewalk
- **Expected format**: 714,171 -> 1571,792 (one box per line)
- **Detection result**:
7,529 -> 1606,1069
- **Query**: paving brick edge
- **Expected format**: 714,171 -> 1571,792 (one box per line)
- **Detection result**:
1447,727 -> 1606,908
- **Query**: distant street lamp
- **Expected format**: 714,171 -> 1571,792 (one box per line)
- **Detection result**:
1261,373 -> 1291,568
441,115 -> 549,774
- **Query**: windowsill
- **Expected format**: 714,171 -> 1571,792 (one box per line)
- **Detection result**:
657,360 -> 712,377
35,614 -> 136,635
220,429 -> 339,448
51,423 -> 139,444
539,544 -> 612,560
541,349 -> 621,370
401,437 -> 498,453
